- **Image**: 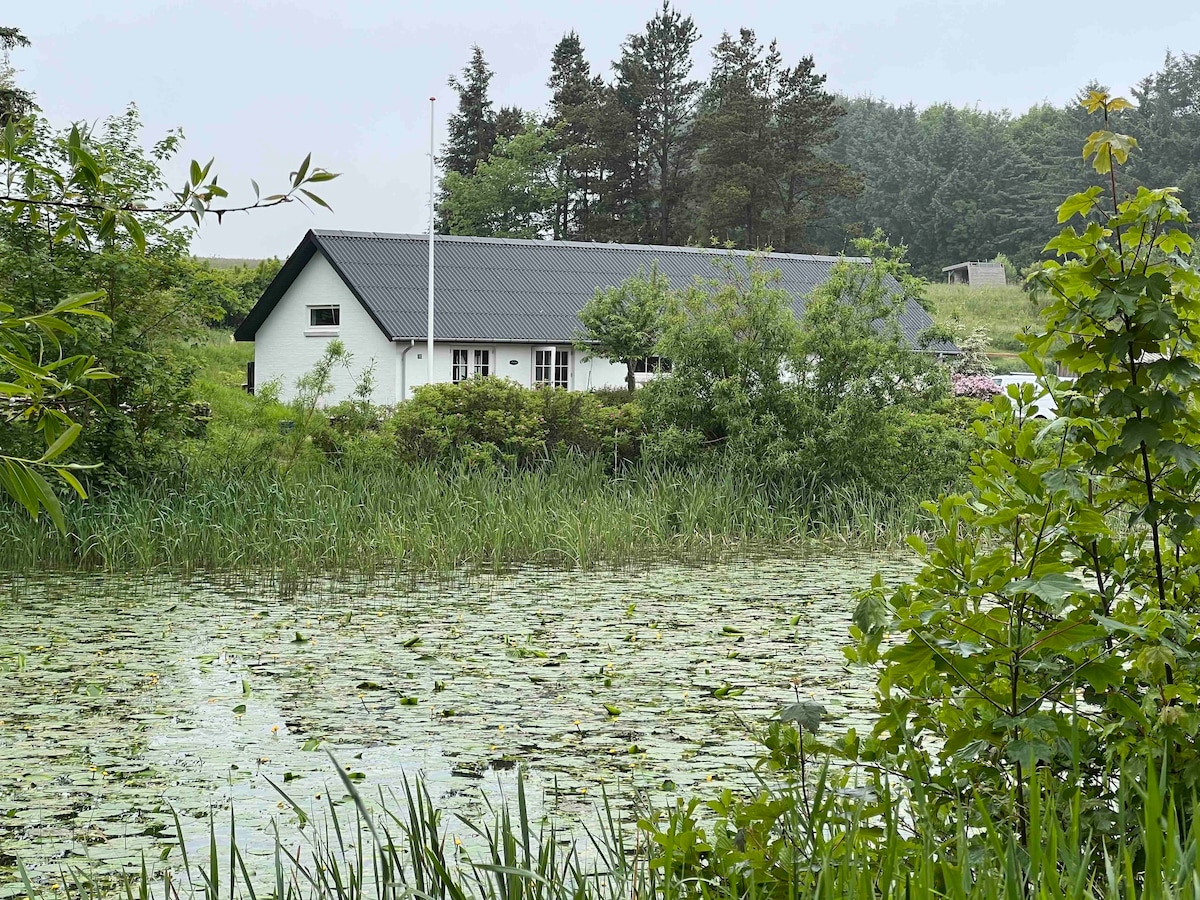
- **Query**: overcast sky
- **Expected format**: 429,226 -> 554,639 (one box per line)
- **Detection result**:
12,1 -> 1198,259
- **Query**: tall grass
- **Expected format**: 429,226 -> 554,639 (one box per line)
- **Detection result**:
0,459 -> 931,575
19,752 -> 1200,900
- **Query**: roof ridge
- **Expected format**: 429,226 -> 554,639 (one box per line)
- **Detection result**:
310,230 -> 865,264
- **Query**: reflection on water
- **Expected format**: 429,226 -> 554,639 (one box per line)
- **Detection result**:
0,555 -> 913,883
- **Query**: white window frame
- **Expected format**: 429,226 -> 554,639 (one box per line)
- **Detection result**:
534,346 -> 570,389
306,304 -> 340,336
452,348 -> 470,383
633,356 -> 672,374
452,347 -> 492,384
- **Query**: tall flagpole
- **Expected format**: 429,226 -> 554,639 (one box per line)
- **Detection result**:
427,97 -> 436,385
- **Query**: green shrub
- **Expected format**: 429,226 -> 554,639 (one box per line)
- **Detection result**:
847,91 -> 1200,856
389,377 -> 640,468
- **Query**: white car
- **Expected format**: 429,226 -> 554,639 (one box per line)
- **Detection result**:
992,373 -> 1065,419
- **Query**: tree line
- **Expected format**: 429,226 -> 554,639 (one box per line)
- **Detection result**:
438,4 -> 1200,277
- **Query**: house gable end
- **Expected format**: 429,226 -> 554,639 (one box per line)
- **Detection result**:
233,230 -> 394,342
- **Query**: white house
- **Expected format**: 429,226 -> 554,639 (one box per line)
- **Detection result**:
235,231 -> 957,404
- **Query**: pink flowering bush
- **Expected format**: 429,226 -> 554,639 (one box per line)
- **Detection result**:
951,372 -> 1002,400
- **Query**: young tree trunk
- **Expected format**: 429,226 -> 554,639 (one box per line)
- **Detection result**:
625,359 -> 637,393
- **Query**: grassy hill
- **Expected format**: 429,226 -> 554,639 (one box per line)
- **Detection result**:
923,282 -> 1043,372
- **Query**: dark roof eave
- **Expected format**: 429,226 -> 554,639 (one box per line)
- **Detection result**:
233,230 -> 399,342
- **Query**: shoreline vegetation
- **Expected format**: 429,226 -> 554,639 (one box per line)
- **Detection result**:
0,462 -> 928,575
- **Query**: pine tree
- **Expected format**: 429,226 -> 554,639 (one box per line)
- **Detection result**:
591,72 -> 648,243
494,105 -> 526,144
442,46 -> 497,178
693,31 -> 855,252
614,3 -> 701,245
693,30 -> 779,248
546,32 -> 602,239
768,56 -> 858,252
0,27 -> 35,125
1129,52 -> 1200,242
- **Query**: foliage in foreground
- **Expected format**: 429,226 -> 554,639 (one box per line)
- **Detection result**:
17,748 -> 1200,900
848,91 -> 1200,854
0,31 -> 334,522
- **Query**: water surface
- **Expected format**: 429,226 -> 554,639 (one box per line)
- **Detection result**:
0,554 -> 911,887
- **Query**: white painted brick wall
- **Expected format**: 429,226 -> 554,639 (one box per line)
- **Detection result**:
254,253 -> 397,404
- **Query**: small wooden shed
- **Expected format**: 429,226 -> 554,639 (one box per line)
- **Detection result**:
942,261 -> 1007,287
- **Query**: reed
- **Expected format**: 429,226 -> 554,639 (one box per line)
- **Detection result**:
17,752 -> 1200,900
0,459 -> 929,575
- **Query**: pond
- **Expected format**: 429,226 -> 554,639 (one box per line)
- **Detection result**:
0,554 -> 913,889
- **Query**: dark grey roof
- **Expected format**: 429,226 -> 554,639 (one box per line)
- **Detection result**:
235,230 -> 958,353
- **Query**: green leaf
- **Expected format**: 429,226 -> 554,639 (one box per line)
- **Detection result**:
1004,572 -> 1083,605
37,422 -> 81,463
853,592 -> 889,636
299,188 -> 331,210
1094,615 -> 1148,639
780,701 -> 825,732
54,467 -> 87,499
1120,418 -> 1160,451
122,212 -> 146,253
1006,739 -> 1053,768
885,640 -> 935,678
1160,441 -> 1200,473
1056,187 -> 1103,223
293,152 -> 311,188
1079,657 -> 1123,692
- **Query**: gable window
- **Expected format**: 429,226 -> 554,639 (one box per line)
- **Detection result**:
534,347 -> 570,389
633,356 -> 672,374
308,305 -> 340,329
452,348 -> 490,383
